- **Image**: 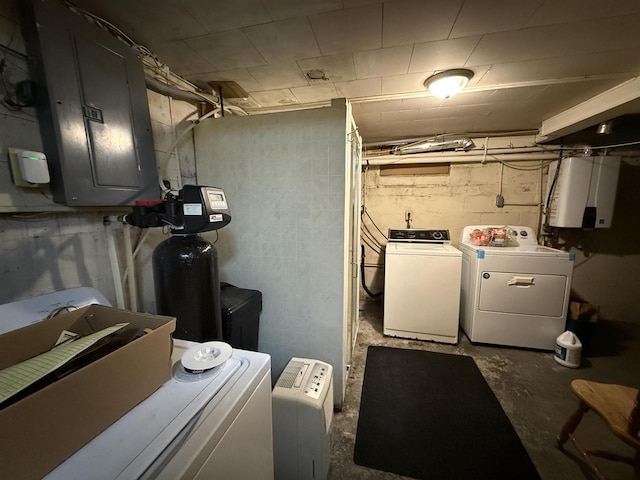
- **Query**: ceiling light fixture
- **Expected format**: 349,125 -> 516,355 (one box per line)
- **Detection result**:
424,69 -> 474,99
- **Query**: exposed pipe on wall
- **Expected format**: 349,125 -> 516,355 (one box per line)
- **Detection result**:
123,224 -> 138,312
363,152 -> 559,166
145,75 -> 217,105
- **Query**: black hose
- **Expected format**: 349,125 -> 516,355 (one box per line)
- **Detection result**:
361,245 -> 383,298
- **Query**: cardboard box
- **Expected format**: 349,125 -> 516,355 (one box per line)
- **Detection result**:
0,305 -> 175,480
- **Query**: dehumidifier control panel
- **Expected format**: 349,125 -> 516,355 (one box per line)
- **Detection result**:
303,363 -> 329,399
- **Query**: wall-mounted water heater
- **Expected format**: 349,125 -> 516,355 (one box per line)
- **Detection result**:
545,156 -> 621,229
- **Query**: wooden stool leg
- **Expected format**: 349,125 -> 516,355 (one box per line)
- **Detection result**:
557,401 -> 589,449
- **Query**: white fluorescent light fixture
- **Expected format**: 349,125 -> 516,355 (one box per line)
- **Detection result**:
424,69 -> 474,99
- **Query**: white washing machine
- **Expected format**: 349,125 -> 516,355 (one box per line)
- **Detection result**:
458,225 -> 574,350
383,229 -> 462,344
0,288 -> 274,480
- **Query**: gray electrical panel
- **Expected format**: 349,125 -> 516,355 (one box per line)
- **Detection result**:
20,0 -> 159,206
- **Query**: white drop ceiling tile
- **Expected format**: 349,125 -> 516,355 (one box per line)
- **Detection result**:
439,90 -> 495,107
152,41 -> 215,75
358,99 -> 403,113
71,0 -> 208,45
225,97 -> 262,109
310,5 -> 383,55
335,78 -> 382,99
185,68 -> 264,93
184,30 -> 267,70
455,104 -> 493,117
249,89 -> 299,107
477,50 -> 640,87
354,46 -> 413,79
450,0 -> 543,38
291,84 -> 339,103
352,111 -> 382,126
466,22 -> 612,67
297,54 -> 357,83
528,79 -> 626,114
409,37 -> 481,74
400,96 -> 443,110
418,106 -> 461,120
381,73 -> 430,95
244,18 -> 322,63
183,0 -> 271,33
261,0 -> 344,21
380,109 -> 428,123
382,0 -> 463,47
602,14 -> 640,51
525,0 -> 640,27
489,86 -> 547,103
248,62 -> 309,90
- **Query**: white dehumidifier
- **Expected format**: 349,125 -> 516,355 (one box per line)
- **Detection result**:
272,358 -> 334,480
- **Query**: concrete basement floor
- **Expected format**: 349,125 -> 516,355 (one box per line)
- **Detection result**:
328,296 -> 640,480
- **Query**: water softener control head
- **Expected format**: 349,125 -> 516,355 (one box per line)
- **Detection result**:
124,185 -> 231,234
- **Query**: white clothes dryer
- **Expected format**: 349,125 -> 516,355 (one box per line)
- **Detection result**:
458,225 -> 574,350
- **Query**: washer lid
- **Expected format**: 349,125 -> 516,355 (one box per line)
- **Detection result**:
44,341 -> 244,480
388,242 -> 461,256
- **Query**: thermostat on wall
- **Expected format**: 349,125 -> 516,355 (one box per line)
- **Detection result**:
8,148 -> 50,187
19,150 -> 50,184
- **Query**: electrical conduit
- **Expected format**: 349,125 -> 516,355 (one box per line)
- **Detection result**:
105,219 -> 126,309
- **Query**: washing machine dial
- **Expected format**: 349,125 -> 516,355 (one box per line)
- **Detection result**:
431,231 -> 444,240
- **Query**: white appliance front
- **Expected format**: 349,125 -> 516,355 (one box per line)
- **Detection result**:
459,226 -> 574,350
0,289 -> 274,480
384,242 -> 462,344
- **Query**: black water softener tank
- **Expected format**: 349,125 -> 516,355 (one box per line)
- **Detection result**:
152,234 -> 223,342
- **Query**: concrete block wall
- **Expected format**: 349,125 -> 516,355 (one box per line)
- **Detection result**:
361,159 -> 543,292
361,156 -> 640,324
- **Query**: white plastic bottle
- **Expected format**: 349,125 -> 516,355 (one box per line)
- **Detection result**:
554,331 -> 582,368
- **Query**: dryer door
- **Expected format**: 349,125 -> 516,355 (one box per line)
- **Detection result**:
478,272 -> 568,317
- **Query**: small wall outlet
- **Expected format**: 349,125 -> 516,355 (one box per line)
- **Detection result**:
496,194 -> 505,208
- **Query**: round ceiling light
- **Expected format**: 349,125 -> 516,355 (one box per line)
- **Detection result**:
424,69 -> 474,99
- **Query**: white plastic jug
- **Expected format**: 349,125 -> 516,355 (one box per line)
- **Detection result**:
554,330 -> 582,368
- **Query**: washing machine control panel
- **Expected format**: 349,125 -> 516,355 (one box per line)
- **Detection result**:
388,229 -> 450,243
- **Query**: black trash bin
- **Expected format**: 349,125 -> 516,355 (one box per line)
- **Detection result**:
220,282 -> 262,351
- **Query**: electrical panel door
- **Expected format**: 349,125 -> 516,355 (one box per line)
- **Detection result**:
21,0 -> 159,206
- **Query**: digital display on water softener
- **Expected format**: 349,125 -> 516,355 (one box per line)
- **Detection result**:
206,189 -> 227,209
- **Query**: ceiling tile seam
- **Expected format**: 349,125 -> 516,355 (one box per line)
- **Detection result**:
305,13 -> 326,58
177,3 -> 215,37
446,1 -> 466,41
259,0 -> 275,24
521,10 -> 640,32
523,0 -> 546,30
237,27 -> 276,90
460,35 -> 484,75
405,44 -> 416,76
164,40 -> 220,74
462,12 -> 640,43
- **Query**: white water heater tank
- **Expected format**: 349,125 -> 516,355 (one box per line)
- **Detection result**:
546,155 -> 621,228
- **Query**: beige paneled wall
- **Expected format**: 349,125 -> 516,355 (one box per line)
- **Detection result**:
361,159 -> 545,292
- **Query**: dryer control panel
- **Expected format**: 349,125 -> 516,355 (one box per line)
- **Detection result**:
388,229 -> 450,243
